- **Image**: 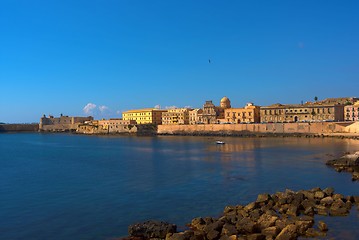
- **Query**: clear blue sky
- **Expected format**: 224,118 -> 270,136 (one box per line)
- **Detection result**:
1,0 -> 358,123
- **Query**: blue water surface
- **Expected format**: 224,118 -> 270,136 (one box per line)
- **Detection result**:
0,133 -> 358,239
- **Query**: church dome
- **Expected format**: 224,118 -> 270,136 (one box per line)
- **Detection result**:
221,97 -> 229,103
220,96 -> 231,108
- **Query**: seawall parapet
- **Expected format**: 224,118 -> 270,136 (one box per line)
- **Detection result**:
0,124 -> 39,132
157,122 -> 359,137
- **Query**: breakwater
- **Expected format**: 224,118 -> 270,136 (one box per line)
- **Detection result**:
158,122 -> 359,136
0,124 -> 39,132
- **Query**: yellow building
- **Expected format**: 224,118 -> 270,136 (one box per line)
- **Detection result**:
224,103 -> 260,123
122,108 -> 167,125
162,108 -> 192,125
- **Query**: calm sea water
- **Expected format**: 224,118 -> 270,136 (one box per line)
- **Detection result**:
0,133 -> 358,240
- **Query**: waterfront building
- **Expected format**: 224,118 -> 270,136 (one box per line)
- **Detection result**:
122,108 -> 167,125
77,118 -> 136,134
189,108 -> 203,124
224,103 -> 260,123
260,103 -> 344,123
200,97 -> 231,124
200,100 -> 221,124
98,118 -> 136,131
344,101 -> 359,121
162,108 -> 192,125
39,114 -> 93,131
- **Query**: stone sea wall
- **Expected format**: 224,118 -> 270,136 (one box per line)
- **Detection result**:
0,124 -> 39,132
157,122 -> 359,136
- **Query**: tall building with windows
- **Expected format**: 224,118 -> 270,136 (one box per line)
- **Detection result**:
224,103 -> 260,123
344,101 -> 359,121
162,108 -> 192,125
122,109 -> 167,124
189,109 -> 203,124
260,103 -> 344,123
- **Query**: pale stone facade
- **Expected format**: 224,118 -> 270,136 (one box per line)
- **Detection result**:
199,97 -> 231,124
98,118 -> 136,132
162,108 -> 192,125
77,118 -> 137,134
224,103 -> 260,123
189,109 -> 203,124
201,100 -> 218,124
39,114 -> 93,131
122,108 -> 167,125
260,103 -> 344,123
344,101 -> 359,121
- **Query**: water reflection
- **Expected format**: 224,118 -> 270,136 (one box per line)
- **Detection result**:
1,134 -> 359,239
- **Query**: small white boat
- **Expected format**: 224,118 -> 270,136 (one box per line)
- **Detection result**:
216,140 -> 225,144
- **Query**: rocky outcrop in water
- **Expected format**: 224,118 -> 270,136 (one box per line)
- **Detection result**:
126,188 -> 359,240
128,220 -> 177,239
326,151 -> 359,181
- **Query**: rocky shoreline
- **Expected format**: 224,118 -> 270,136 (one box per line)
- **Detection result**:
124,188 -> 358,240
123,152 -> 359,240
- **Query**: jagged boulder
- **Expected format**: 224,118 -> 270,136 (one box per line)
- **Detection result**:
326,153 -> 359,167
128,220 -> 177,239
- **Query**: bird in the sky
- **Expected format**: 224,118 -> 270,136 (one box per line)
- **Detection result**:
208,59 -> 211,63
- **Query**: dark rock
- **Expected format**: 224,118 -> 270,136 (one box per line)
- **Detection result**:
329,207 -> 349,216
128,220 -> 177,239
245,202 -> 258,212
249,209 -> 262,220
275,224 -> 297,240
331,198 -> 346,209
261,226 -> 280,237
223,214 -> 237,225
221,223 -> 237,236
320,196 -> 334,206
301,191 -> 315,201
300,199 -> 315,210
310,187 -> 322,192
256,194 -> 271,204
326,153 -> 359,167
204,220 -> 224,234
352,171 -> 359,181
257,213 -> 278,230
314,191 -> 325,199
286,205 -> 299,216
332,193 -> 344,201
190,218 -> 206,231
322,187 -> 335,196
246,233 -> 265,240
207,229 -> 220,240
317,221 -> 328,232
305,228 -> 326,238
235,217 -> 257,234
314,205 -> 328,216
291,193 -> 304,206
167,232 -> 193,240
295,217 -> 314,235
303,206 -> 316,216
223,206 -> 236,215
